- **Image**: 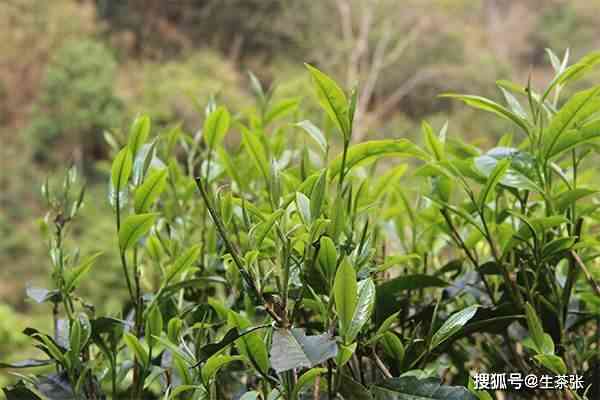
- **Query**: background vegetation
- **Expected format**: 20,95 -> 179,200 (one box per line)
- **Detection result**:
2,0 -> 600,398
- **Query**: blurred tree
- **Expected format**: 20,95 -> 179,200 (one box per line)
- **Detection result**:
94,0 -> 296,60
26,38 -> 123,164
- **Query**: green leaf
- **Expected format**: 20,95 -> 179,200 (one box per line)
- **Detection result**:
554,188 -> 598,213
64,252 -> 102,292
296,120 -> 327,153
339,374 -> 373,400
201,355 -> 244,384
310,169 -> 327,220
524,302 -> 554,355
422,121 -> 444,160
318,236 -> 338,281
295,191 -> 312,226
227,312 -> 270,375
123,332 -> 149,369
440,93 -> 530,134
468,376 -> 493,400
69,319 -> 81,355
134,169 -> 168,213
500,88 -> 528,119
145,305 -> 163,347
165,245 -> 201,283
128,115 -> 151,158
111,147 -> 133,192
264,98 -> 298,125
291,368 -> 326,400
381,332 -> 405,363
269,328 -> 338,373
118,213 -> 158,252
346,278 -> 376,343
543,51 -> 600,101
204,106 -> 231,149
336,342 -> 356,367
535,354 -> 567,375
478,158 -> 510,207
548,119 -> 600,159
474,148 -> 541,192
241,128 -> 269,181
430,305 -> 478,350
378,274 -> 448,293
373,376 -> 477,400
328,139 -> 428,177
543,86 -> 600,156
334,258 -> 358,339
252,209 -> 284,248
305,63 -> 350,138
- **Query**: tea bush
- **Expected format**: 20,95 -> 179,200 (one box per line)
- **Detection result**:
2,50 -> 600,400
26,38 -> 123,163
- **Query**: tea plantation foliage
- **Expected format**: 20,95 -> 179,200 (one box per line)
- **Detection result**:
3,52 -> 600,399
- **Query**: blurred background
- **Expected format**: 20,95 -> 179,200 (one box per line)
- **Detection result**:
1,0 -> 600,387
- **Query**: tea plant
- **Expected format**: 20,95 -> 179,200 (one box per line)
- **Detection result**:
2,50 -> 600,399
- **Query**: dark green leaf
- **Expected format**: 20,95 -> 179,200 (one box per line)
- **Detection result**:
430,305 -> 478,350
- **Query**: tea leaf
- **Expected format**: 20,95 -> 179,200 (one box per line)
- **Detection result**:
241,128 -> 269,181
291,368 -> 326,400
524,302 -> 554,355
204,106 -> 230,149
295,192 -> 312,225
227,312 -> 269,375
346,278 -> 376,343
535,354 -> 567,375
123,332 -> 149,369
478,158 -> 510,208
264,98 -> 298,125
128,115 -> 151,158
422,121 -> 444,160
318,236 -> 338,281
296,120 -> 327,153
134,168 -> 168,213
543,86 -> 600,157
165,245 -> 201,283
305,63 -> 350,138
548,119 -> 600,159
118,213 -> 158,252
64,252 -> 102,292
334,258 -> 358,339
430,305 -> 478,350
543,51 -> 600,101
440,93 -> 530,134
111,146 -> 133,192
329,139 -> 428,177
145,305 -> 163,347
201,355 -> 244,384
310,169 -> 327,219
